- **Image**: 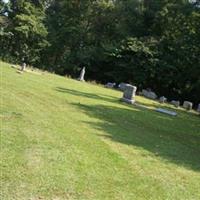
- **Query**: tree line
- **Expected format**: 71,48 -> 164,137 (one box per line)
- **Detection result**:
0,0 -> 200,105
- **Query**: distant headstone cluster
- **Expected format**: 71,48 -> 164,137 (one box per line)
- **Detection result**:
79,69 -> 199,113
139,88 -> 198,112
122,84 -> 198,112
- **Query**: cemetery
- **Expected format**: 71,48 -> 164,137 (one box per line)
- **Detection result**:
0,0 -> 199,199
1,61 -> 200,200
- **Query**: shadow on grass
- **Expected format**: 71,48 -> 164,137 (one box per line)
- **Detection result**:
72,102 -> 200,172
56,87 -> 200,171
55,87 -> 118,103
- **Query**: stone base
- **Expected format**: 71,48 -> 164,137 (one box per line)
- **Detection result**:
77,78 -> 85,82
121,98 -> 135,104
156,108 -> 177,116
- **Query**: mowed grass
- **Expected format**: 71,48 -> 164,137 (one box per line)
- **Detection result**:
0,61 -> 200,200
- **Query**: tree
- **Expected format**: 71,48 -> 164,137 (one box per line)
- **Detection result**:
0,0 -> 199,105
0,0 -> 48,64
153,1 -> 200,104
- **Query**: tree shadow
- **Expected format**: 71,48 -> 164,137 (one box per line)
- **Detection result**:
71,102 -> 200,172
55,87 -> 119,103
55,86 -> 200,171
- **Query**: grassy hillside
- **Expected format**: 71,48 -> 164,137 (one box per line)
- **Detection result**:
0,61 -> 200,200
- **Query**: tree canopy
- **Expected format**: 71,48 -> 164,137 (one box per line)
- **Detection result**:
0,0 -> 199,105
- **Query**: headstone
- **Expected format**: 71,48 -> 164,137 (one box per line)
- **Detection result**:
142,89 -> 157,100
171,100 -> 180,107
21,57 -> 26,71
183,101 -> 193,110
197,104 -> 200,113
121,84 -> 137,104
142,89 -> 148,97
159,96 -> 167,103
155,108 -> 177,116
118,83 -> 129,91
78,67 -> 85,81
21,62 -> 26,71
105,82 -> 116,88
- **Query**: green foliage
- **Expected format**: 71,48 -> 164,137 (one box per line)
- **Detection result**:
0,0 -> 48,64
108,37 -> 157,86
0,0 -> 199,105
153,1 -> 200,103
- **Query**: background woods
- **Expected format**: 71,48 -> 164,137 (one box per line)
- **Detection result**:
0,0 -> 200,105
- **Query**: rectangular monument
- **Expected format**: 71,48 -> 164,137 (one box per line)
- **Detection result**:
121,84 -> 137,104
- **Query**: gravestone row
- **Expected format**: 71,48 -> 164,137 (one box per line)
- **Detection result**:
120,84 -> 198,112
77,69 -> 199,113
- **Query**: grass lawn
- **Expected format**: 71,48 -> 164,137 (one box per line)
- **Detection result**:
0,61 -> 200,200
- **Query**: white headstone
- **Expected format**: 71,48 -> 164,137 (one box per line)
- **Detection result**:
78,67 -> 85,81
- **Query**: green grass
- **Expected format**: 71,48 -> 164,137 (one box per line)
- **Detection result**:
0,61 -> 200,200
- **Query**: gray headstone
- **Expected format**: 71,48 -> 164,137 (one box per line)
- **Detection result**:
183,101 -> 193,110
159,96 -> 167,103
142,89 -> 157,99
105,82 -> 116,88
171,100 -> 180,107
142,89 -> 148,97
118,83 -> 129,91
78,67 -> 85,81
197,104 -> 200,113
21,62 -> 26,71
121,84 -> 137,104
